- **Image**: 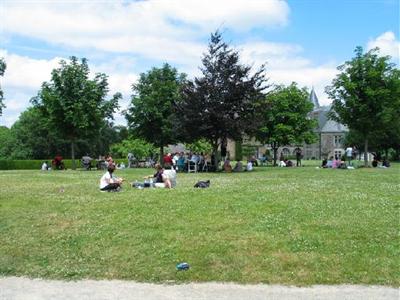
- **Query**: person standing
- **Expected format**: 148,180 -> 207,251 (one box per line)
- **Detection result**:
127,152 -> 135,168
345,146 -> 353,166
295,148 -> 302,167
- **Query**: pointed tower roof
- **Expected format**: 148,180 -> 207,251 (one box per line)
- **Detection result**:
309,87 -> 320,109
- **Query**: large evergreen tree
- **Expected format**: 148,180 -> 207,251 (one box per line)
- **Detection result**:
176,31 -> 268,168
125,63 -> 185,165
32,57 -> 121,169
255,83 -> 316,166
326,47 -> 400,166
0,58 -> 6,116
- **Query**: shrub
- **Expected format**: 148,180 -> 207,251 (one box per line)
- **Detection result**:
0,159 -> 129,170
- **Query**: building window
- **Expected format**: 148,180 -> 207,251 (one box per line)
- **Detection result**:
334,150 -> 342,159
334,135 -> 342,147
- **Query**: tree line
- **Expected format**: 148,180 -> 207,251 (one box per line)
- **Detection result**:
0,31 -> 399,168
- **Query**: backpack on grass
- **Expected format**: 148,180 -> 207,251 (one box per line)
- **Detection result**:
194,180 -> 210,188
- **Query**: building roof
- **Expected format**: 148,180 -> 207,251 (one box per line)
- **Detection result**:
308,89 -> 348,134
321,119 -> 348,133
309,88 -> 320,109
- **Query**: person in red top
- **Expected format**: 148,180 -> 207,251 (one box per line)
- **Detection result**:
52,154 -> 65,170
163,153 -> 173,168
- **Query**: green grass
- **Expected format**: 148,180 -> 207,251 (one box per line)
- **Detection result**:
0,163 -> 399,286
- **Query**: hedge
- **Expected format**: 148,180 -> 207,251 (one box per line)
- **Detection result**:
0,159 -> 129,170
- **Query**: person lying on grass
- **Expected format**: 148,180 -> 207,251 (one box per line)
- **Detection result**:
99,164 -> 124,192
144,163 -> 173,189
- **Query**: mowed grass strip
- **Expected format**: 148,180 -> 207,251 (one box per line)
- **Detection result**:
0,163 -> 399,285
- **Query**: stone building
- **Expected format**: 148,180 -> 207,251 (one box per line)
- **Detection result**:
226,88 -> 348,161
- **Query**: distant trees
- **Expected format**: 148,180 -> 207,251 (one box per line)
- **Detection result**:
0,58 -> 6,116
0,126 -> 13,158
7,107 -> 66,159
176,31 -> 268,168
326,47 -> 400,166
32,57 -> 121,169
125,63 -> 185,166
255,83 -> 316,165
110,138 -> 156,161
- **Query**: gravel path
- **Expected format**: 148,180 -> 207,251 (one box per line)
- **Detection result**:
0,277 -> 398,300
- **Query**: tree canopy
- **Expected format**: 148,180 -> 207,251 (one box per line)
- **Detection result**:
125,63 -> 185,165
110,138 -> 156,161
0,58 -> 6,116
255,83 -> 316,165
326,47 -> 400,166
32,56 -> 121,169
176,31 -> 268,167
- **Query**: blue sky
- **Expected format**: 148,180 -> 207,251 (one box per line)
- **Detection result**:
0,0 -> 399,127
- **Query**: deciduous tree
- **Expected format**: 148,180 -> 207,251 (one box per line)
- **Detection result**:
326,47 -> 400,166
256,83 -> 316,166
32,57 -> 120,169
125,63 -> 185,166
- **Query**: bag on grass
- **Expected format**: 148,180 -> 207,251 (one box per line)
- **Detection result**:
194,180 -> 210,188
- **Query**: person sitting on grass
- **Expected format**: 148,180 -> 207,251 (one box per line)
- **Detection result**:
145,163 -> 173,188
233,160 -> 243,172
321,158 -> 328,168
285,160 -> 293,167
41,161 -> 49,171
245,160 -> 253,171
99,164 -> 124,192
382,158 -> 390,168
326,156 -> 334,168
52,154 -> 65,170
223,159 -> 232,172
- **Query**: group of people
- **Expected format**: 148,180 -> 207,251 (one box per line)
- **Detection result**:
41,155 -> 65,171
100,163 -> 176,192
372,157 -> 391,168
277,149 -> 303,168
223,159 -> 254,172
321,156 -> 348,169
163,152 -> 211,172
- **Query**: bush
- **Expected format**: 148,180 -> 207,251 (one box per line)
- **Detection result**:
0,160 -> 43,170
0,159 -> 130,170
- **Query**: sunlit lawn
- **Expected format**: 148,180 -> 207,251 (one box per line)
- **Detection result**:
0,162 -> 399,286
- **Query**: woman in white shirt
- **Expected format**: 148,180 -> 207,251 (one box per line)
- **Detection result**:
99,164 -> 123,192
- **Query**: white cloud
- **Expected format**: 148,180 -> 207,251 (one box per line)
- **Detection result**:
238,41 -> 338,106
269,65 -> 338,106
240,41 -> 310,69
154,0 -> 289,31
2,0 -> 288,65
0,50 -> 60,90
0,51 -> 139,127
367,31 -> 400,60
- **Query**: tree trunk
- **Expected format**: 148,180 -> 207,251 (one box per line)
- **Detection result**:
364,138 -> 368,167
71,140 -> 76,170
273,145 -> 278,167
212,140 -> 219,172
159,145 -> 164,168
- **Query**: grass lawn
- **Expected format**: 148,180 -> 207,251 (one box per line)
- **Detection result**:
0,162 -> 399,286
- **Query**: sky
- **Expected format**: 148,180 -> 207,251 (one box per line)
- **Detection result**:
0,0 -> 399,128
